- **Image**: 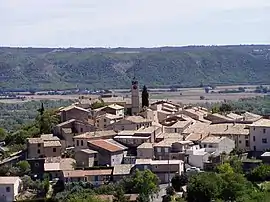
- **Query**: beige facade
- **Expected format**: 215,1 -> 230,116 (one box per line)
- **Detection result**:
60,106 -> 89,122
27,134 -> 62,159
75,149 -> 98,168
137,143 -> 154,159
73,130 -> 117,151
0,177 -> 22,202
113,116 -> 152,131
249,119 -> 270,151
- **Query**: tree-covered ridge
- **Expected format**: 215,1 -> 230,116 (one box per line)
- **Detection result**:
1,45 -> 270,91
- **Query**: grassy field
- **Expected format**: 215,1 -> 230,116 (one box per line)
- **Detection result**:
0,85 -> 268,104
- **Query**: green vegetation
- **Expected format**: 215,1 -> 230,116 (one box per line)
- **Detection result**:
0,100 -> 73,132
206,95 -> 270,115
142,85 -> 149,108
1,45 -> 270,91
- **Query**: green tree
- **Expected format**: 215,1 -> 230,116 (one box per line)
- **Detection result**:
187,172 -> 223,202
216,163 -> 234,174
113,187 -> 128,202
171,174 -> 188,192
16,160 -> 31,176
227,156 -> 243,173
247,164 -> 270,182
142,85 -> 149,108
132,169 -> 159,200
91,100 -> 105,109
0,128 -> 7,141
219,103 -> 233,113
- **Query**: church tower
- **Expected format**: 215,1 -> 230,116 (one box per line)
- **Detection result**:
131,77 -> 140,114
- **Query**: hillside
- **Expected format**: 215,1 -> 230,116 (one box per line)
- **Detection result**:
0,45 -> 270,91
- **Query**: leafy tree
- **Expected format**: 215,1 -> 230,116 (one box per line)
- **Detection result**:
216,163 -> 234,174
219,103 -> 233,113
0,128 -> 7,141
171,174 -> 188,192
131,169 -> 159,200
227,156 -> 243,174
113,187 -> 129,202
91,100 -> 105,109
142,85 -> 149,108
187,172 -> 223,202
247,164 -> 270,182
16,160 -> 31,176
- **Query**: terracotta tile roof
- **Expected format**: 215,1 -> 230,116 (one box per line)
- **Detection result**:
201,136 -> 226,144
185,133 -> 208,141
209,123 -> 249,135
56,119 -> 76,127
63,169 -> 112,178
89,139 -> 126,152
27,138 -> 43,144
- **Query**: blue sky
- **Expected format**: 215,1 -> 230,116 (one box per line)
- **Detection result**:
1,0 -> 270,47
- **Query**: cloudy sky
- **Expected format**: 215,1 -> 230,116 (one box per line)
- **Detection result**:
1,0 -> 270,47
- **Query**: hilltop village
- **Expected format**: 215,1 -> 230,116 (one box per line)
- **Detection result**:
0,78 -> 270,201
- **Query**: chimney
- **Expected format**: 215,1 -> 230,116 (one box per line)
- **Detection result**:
226,125 -> 229,130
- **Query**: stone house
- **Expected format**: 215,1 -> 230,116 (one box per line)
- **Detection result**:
87,139 -> 127,166
112,164 -> 135,182
59,105 -> 89,122
75,149 -> 98,168
0,177 -> 22,202
113,116 -> 152,131
27,134 -> 62,159
137,143 -> 154,159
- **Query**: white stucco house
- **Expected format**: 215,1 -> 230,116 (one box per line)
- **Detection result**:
0,176 -> 21,202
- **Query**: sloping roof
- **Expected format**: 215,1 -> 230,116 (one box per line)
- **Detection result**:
44,163 -> 60,171
0,176 -> 21,184
40,134 -> 60,141
78,149 -> 98,155
137,142 -> 153,149
117,130 -> 136,136
113,164 -> 134,175
242,112 -> 262,122
74,130 -> 117,139
44,141 -> 61,147
209,123 -> 249,136
107,104 -> 124,110
170,121 -> 191,128
60,105 -> 89,112
89,139 -> 127,152
63,169 -> 112,178
62,128 -> 72,134
156,133 -> 183,140
125,116 -> 152,123
27,138 -> 43,144
226,112 -> 243,120
60,158 -> 76,171
201,136 -> 226,144
250,119 -> 270,127
182,122 -> 211,134
97,194 -> 138,202
154,138 -> 182,147
185,133 -> 208,141
56,119 -> 76,127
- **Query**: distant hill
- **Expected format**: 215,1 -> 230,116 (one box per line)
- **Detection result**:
0,45 -> 270,91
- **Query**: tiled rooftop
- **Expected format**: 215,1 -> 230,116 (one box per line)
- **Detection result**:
0,176 -> 20,184
201,136 -> 226,144
89,139 -> 126,152
250,119 -> 270,127
137,142 -> 153,149
63,169 -> 112,178
44,141 -> 61,147
78,149 -> 98,155
113,164 -> 134,175
74,130 -> 117,139
60,105 -> 89,112
125,116 -> 152,123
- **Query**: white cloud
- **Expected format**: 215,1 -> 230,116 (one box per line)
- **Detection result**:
0,0 -> 270,47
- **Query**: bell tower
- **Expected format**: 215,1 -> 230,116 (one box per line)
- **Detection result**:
131,77 -> 140,114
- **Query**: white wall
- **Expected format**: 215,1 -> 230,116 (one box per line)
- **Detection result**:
0,179 -> 21,202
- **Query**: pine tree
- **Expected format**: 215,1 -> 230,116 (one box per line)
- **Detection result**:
142,85 -> 149,108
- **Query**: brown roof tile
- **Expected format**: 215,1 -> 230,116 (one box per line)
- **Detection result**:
63,169 -> 112,178
89,139 -> 126,152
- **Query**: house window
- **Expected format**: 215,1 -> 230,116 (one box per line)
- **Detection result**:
239,140 -> 242,144
262,138 -> 268,144
80,128 -> 83,133
254,146 -> 256,151
157,148 -> 161,152
35,163 -> 39,167
204,144 -> 207,148
253,127 -> 255,131
208,144 -> 213,148
245,136 -> 249,139
94,154 -> 97,158
38,143 -> 41,147
164,148 -> 169,153
77,140 -> 79,146
6,187 -> 10,192
253,136 -> 256,142
81,140 -> 83,146
53,148 -> 56,152
37,149 -> 40,154
104,119 -> 107,122
245,140 -> 249,147
175,128 -> 177,133
122,126 -> 125,130
263,129 -> 266,133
